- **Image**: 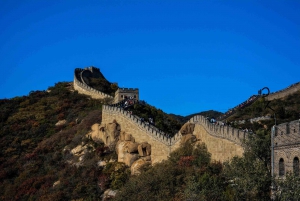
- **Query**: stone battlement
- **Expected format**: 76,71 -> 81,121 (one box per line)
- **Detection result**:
274,120 -> 300,147
266,82 -> 300,101
117,88 -> 139,91
102,104 -> 245,163
103,105 -> 248,147
102,105 -> 182,146
74,68 -> 113,100
189,115 -> 249,146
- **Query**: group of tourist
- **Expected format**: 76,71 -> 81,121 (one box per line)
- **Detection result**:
140,117 -> 154,125
140,117 -> 172,139
110,99 -> 172,139
269,82 -> 300,95
206,116 -> 253,133
110,97 -> 137,109
218,95 -> 258,120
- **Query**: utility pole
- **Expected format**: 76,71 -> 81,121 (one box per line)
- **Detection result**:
271,125 -> 275,180
258,86 -> 276,199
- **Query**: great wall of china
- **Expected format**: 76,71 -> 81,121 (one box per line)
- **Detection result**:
266,82 -> 300,101
101,105 -> 246,163
73,67 -> 300,171
74,68 -> 113,100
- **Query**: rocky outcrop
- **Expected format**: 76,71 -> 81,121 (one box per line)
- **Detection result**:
89,120 -> 120,149
91,119 -> 153,173
71,144 -> 89,157
180,122 -> 195,135
131,158 -> 151,175
138,142 -> 151,156
102,189 -> 118,201
55,119 -> 66,126
180,134 -> 197,144
116,132 -> 152,167
124,153 -> 139,167
179,123 -> 197,144
125,142 -> 139,153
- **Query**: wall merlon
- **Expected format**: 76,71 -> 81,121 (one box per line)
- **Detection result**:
189,115 -> 248,146
102,105 -> 181,146
266,82 -> 300,101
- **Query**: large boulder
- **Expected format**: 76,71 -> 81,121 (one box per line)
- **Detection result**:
180,134 -> 197,144
125,142 -> 139,153
102,189 -> 117,201
71,144 -> 88,156
90,120 -> 121,147
116,141 -> 128,163
89,123 -> 103,142
138,142 -> 151,156
55,119 -> 66,126
106,120 -> 121,141
124,133 -> 135,142
131,158 -> 151,175
180,122 -> 195,135
124,153 -> 139,166
119,131 -> 126,141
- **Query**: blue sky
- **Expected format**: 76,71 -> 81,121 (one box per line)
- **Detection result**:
0,0 -> 299,116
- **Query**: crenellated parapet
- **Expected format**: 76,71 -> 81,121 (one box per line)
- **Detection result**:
102,105 -> 182,164
102,105 -> 248,147
102,104 -> 246,163
74,68 -> 113,100
274,120 -> 300,148
266,82 -> 300,101
102,105 -> 182,146
188,115 -> 249,146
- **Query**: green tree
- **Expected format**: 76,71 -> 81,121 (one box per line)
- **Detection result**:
276,173 -> 300,201
114,142 -> 227,201
223,129 -> 271,201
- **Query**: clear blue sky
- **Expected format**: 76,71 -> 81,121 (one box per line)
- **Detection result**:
0,0 -> 299,116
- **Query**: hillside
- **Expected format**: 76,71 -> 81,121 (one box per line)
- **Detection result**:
225,90 -> 300,131
0,82 -> 109,200
0,81 -> 185,200
1,71 -> 300,200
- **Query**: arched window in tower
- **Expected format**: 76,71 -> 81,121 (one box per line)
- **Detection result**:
279,158 -> 285,176
294,157 -> 299,176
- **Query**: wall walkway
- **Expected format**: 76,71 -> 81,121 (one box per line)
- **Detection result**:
189,115 -> 246,162
102,105 -> 246,163
102,105 -> 182,164
266,82 -> 300,101
74,68 -> 113,100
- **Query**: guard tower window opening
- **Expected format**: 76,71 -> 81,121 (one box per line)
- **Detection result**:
294,157 -> 299,176
134,95 -> 136,98
286,124 -> 290,134
279,158 -> 285,176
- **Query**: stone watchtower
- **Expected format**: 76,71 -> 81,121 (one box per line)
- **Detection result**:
114,88 -> 139,103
